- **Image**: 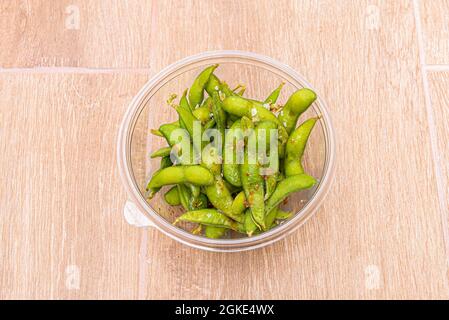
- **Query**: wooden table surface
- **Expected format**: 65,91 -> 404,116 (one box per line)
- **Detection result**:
1,0 -> 449,300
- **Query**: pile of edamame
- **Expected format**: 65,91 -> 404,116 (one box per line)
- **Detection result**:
147,65 -> 319,238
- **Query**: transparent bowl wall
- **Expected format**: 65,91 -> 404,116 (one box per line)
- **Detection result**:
117,51 -> 336,252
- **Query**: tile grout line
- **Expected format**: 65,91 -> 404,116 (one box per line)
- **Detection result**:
413,0 -> 449,267
425,65 -> 449,72
0,67 -> 152,74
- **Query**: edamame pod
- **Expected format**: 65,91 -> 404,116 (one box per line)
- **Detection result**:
206,73 -> 235,98
265,206 -> 293,230
175,104 -> 197,138
230,191 -> 247,216
202,147 -> 244,223
174,209 -> 240,231
223,96 -> 281,125
201,97 -> 214,113
265,174 -> 317,215
284,117 -> 318,176
253,121 -> 280,200
186,183 -> 201,199
164,186 -> 180,206
222,117 -> 253,187
150,129 -> 163,137
241,135 -> 266,229
235,86 -> 246,96
212,91 -> 227,141
223,120 -> 243,187
204,226 -> 227,239
204,178 -> 243,223
189,65 -> 218,108
243,209 -> 259,236
204,118 -> 216,130
146,156 -> 172,199
265,175 -> 278,200
189,192 -> 208,210
147,166 -> 214,189
192,106 -> 211,124
264,82 -> 285,104
150,146 -> 171,159
177,184 -> 190,210
159,123 -> 181,147
276,209 -> 293,220
205,74 -> 221,97
180,88 -> 193,111
278,88 -> 317,134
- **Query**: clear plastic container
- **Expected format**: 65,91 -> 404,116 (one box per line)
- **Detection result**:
117,50 -> 336,252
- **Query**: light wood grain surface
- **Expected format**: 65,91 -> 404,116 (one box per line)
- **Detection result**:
428,72 -> 449,247
420,0 -> 449,64
1,0 -> 448,300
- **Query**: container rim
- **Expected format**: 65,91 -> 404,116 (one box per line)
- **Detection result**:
117,50 -> 336,252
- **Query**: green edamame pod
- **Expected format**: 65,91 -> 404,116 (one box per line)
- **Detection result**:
201,96 -> 214,111
164,186 -> 180,206
223,117 -> 253,187
201,147 -> 244,223
284,117 -> 318,176
235,87 -> 246,96
201,146 -> 222,177
265,175 -> 277,200
175,104 -> 197,138
205,178 -> 244,222
230,191 -> 247,216
243,209 -> 259,236
177,184 -> 190,210
150,129 -> 163,137
241,136 -> 266,229
146,156 -> 172,199
147,166 -> 214,189
159,155 -> 172,169
189,192 -> 208,210
264,206 -> 279,230
220,82 -> 234,97
265,174 -> 317,215
276,209 -> 293,220
265,207 -> 293,230
222,96 -> 281,125
204,118 -> 216,130
174,209 -> 240,231
223,120 -> 243,187
192,106 -> 211,124
223,180 -> 242,195
205,74 -> 221,97
278,88 -> 317,134
264,82 -> 285,104
179,89 -> 193,111
252,121 -> 279,200
186,183 -> 201,199
212,91 -> 227,141
206,73 -> 236,99
180,88 -> 193,112
189,64 -> 218,108
150,146 -> 171,158
204,226 -> 227,239
159,123 -> 181,147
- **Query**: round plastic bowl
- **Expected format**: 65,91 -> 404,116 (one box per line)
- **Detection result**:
117,50 -> 336,252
